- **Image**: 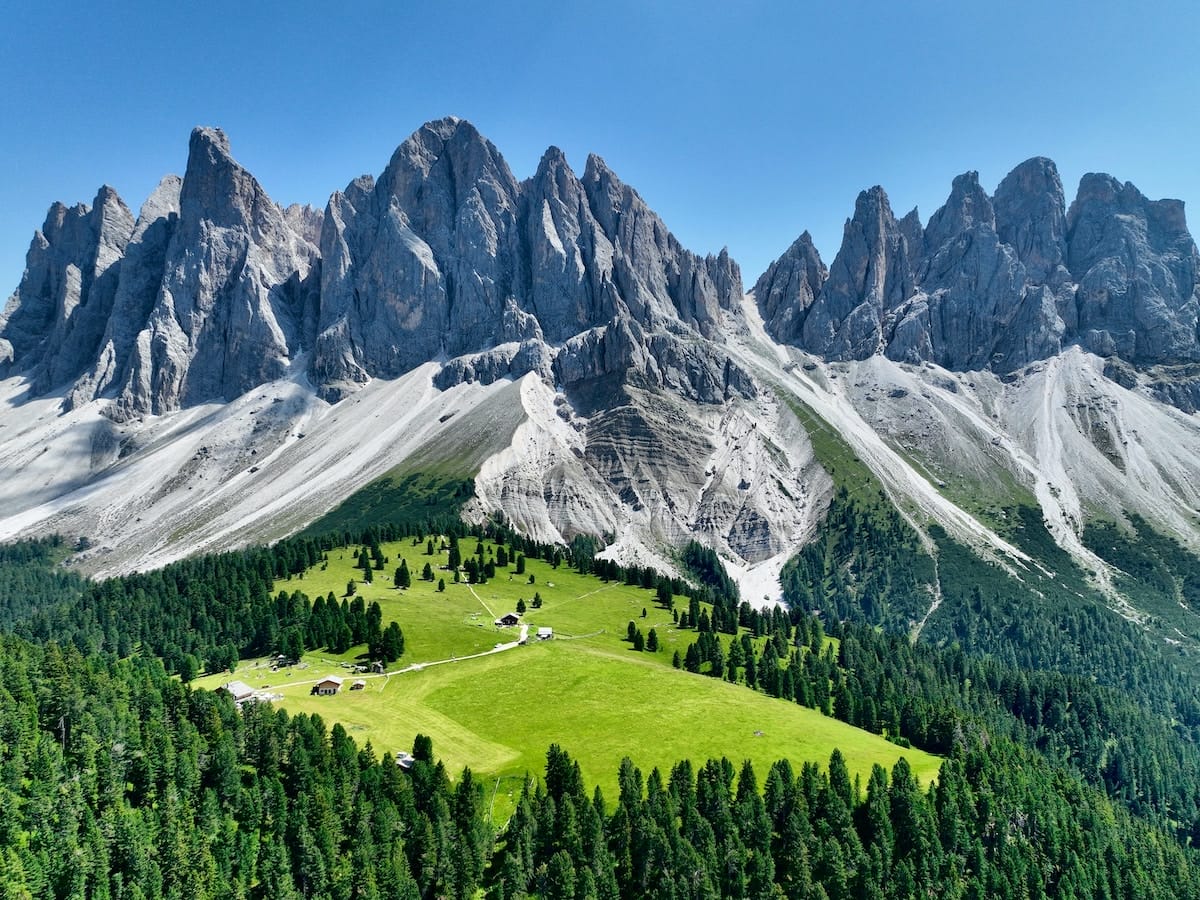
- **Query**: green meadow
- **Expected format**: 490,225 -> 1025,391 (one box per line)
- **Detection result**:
197,536 -> 941,819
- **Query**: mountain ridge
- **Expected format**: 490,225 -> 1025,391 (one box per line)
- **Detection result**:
756,155 -> 1200,386
3,120 -> 1200,662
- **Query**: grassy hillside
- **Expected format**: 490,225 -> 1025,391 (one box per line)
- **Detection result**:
197,536 -> 940,818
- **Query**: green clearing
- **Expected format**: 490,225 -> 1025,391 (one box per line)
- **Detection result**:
199,536 -> 941,820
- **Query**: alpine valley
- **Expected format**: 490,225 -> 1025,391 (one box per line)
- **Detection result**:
5,118 -> 1200,898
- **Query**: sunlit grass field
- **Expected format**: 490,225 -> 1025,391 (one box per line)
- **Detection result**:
196,536 -> 940,820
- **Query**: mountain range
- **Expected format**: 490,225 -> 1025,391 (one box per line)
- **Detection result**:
2,117 -> 1200,658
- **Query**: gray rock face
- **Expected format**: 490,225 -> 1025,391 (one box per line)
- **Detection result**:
519,145 -> 620,343
118,127 -> 320,417
751,231 -> 827,344
889,225 -> 1063,371
1067,174 -> 1200,365
759,157 -> 1200,382
313,116 -> 747,402
993,157 -> 1069,285
1,129 -> 320,420
1,118 -> 747,418
0,187 -> 135,390
799,186 -> 916,360
922,171 -> 995,259
314,117 -> 522,398
67,176 -> 182,410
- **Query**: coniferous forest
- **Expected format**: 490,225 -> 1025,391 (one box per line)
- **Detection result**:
3,512 -> 1200,897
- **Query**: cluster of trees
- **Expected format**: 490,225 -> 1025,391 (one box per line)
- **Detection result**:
922,526 -> 1200,721
670,604 -> 1200,842
781,486 -> 934,629
0,633 -> 488,899
261,589 -> 408,671
0,536 -> 86,626
1083,512 -> 1200,651
682,540 -> 741,605
5,494 -> 1200,896
781,488 -> 1200,725
492,742 -> 1198,899
624,621 -> 658,653
0,535 -> 415,681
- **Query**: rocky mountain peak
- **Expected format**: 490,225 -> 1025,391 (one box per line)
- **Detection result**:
923,171 -> 995,256
537,144 -> 569,170
307,118 -> 750,402
897,208 -> 925,263
0,183 -> 136,389
580,153 -> 628,239
759,157 -> 1200,384
752,230 -> 827,344
181,126 -> 285,240
796,184 -> 914,360
1067,173 -> 1199,365
993,156 -> 1068,284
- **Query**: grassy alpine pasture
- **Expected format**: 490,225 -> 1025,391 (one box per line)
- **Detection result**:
197,537 -> 941,819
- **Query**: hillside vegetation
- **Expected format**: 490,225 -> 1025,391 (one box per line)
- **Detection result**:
3,506 -> 1200,895
195,534 -> 941,812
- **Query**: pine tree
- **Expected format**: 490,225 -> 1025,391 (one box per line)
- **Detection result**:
544,850 -> 576,900
394,560 -> 411,589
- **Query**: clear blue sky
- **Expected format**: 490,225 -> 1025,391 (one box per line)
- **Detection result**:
2,0 -> 1197,298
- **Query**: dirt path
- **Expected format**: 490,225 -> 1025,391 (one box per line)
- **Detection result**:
468,583 -> 496,617
261,638 -> 524,692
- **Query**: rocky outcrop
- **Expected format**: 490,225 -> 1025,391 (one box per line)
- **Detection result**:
551,316 -> 754,404
993,157 -> 1069,285
313,116 -> 747,402
114,127 -> 320,417
2,129 -> 320,420
313,118 -> 522,398
889,172 -> 1065,371
798,186 -> 915,360
0,187 -> 135,390
1067,174 -> 1200,365
758,157 -> 1200,385
1,118 -> 747,418
67,176 -> 182,410
11,125 -> 1197,425
751,231 -> 826,344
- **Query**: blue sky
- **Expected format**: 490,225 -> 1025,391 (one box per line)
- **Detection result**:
2,0 -> 1197,297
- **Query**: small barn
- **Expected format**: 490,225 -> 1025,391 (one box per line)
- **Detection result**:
350,679 -> 366,691
537,627 -> 554,641
220,680 -> 256,705
311,676 -> 344,696
395,751 -> 415,770
495,612 -> 521,627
